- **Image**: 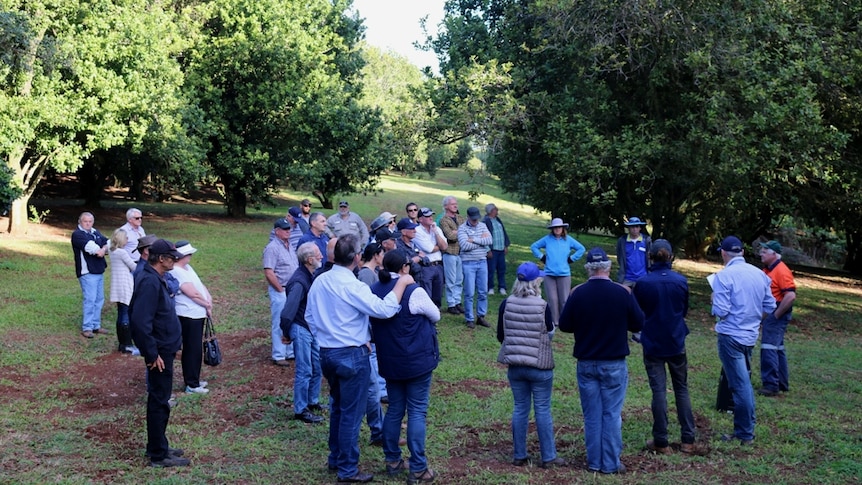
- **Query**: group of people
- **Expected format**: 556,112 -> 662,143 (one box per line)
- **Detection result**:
71,209 -> 213,467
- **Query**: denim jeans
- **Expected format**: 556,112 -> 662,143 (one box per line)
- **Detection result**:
78,273 -> 104,332
289,324 -> 322,414
462,259 -> 488,322
442,253 -> 463,308
644,354 -> 696,447
717,334 -> 756,441
321,345 -> 371,479
383,371 -> 433,473
508,366 -> 557,463
487,249 -> 507,291
366,356 -> 383,442
116,302 -> 129,325
543,275 -> 571,325
577,359 -> 627,473
760,312 -> 791,392
268,287 -> 294,360
369,343 -> 388,399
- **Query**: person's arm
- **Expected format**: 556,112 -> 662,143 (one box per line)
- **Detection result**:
774,290 -> 795,318
357,214 -> 369,243
557,292 -> 577,332
627,292 -> 645,332
279,281 -> 303,337
407,286 -> 441,323
179,282 -> 213,313
530,237 -> 546,261
434,226 -> 448,252
711,276 -> 731,319
129,276 -> 159,364
264,268 -> 282,292
569,237 -> 586,262
496,299 -> 507,343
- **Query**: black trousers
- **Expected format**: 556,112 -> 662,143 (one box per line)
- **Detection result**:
179,316 -> 205,388
146,352 -> 175,461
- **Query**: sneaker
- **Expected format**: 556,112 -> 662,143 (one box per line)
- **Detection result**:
185,385 -> 209,394
150,455 -> 190,468
198,380 -> 208,388
121,345 -> 141,356
168,395 -> 177,408
646,439 -> 672,454
488,289 -> 495,295
499,288 -> 507,296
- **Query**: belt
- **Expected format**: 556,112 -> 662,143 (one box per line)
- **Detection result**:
425,261 -> 442,266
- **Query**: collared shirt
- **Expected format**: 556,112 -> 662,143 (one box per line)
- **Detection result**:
486,217 -> 506,251
263,238 -> 299,286
457,221 -> 492,261
439,214 -> 465,255
119,222 -> 146,262
623,234 -> 648,281
711,257 -> 776,346
413,224 -> 444,263
305,265 -> 402,348
71,225 -> 108,277
326,212 -> 369,243
763,259 -> 795,304
633,262 -> 690,358
530,234 -> 586,277
298,231 -> 330,265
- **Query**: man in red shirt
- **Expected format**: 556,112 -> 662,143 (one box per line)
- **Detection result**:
758,240 -> 796,397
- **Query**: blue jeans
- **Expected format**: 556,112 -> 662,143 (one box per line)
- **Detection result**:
644,354 -> 696,447
383,371 -> 433,473
78,273 -> 105,332
370,343 -> 388,398
760,312 -> 791,392
508,366 -> 557,463
577,359 -> 627,473
289,324 -> 322,414
366,354 -> 383,442
717,334 -> 755,441
442,253 -> 463,308
487,249 -> 507,291
321,346 -> 371,479
462,259 -> 488,322
268,287 -> 294,360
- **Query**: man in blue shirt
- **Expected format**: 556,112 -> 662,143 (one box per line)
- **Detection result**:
711,236 -> 776,445
615,216 -> 651,286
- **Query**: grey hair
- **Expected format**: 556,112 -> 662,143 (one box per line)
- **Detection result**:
442,195 -> 456,208
296,241 -> 318,265
584,260 -> 612,274
485,203 -> 497,214
78,211 -> 94,224
724,250 -> 743,258
126,208 -> 142,219
510,278 -> 543,298
309,211 -> 325,224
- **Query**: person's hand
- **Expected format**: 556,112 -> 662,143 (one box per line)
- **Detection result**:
281,336 -> 292,344
540,255 -> 547,264
400,274 -> 415,286
148,356 -> 165,372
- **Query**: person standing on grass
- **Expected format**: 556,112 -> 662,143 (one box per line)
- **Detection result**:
558,247 -> 644,475
305,234 -> 414,484
483,203 -> 510,296
119,208 -> 146,261
413,207 -> 447,307
71,211 -> 110,339
615,216 -> 651,287
264,218 -> 299,366
458,207 -> 492,329
439,195 -> 466,316
711,236 -> 776,445
171,240 -> 213,395
632,240 -> 696,454
109,228 -> 139,354
129,239 -> 189,468
758,240 -> 796,397
497,262 -> 565,469
530,217 -> 586,325
327,200 -> 369,244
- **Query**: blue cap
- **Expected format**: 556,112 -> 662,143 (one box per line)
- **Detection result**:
516,262 -> 545,282
719,236 -> 743,253
396,218 -> 419,231
585,247 -> 609,263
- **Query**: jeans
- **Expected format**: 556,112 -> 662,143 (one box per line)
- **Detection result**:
577,359 -> 627,473
644,354 -> 696,447
543,275 -> 571,325
268,286 -> 294,360
179,316 -> 205,388
321,345 -> 371,479
78,273 -> 104,332
442,253 -> 463,307
383,371 -> 433,473
760,312 -> 791,392
370,343 -> 388,398
462,259 -> 488,322
289,324 -> 322,414
508,366 -> 557,463
717,334 -> 756,441
420,264 -> 444,307
487,249 -> 507,291
145,352 -> 175,460
366,358 -> 383,442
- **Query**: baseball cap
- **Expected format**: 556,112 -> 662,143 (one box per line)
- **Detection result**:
719,236 -> 743,253
650,239 -> 672,256
585,247 -> 609,263
516,262 -> 545,282
175,240 -> 198,256
418,207 -> 435,218
339,200 -> 349,207
274,218 -> 291,230
466,207 -> 481,221
396,217 -> 419,231
149,239 -> 183,259
375,228 -> 396,242
288,206 -> 301,218
762,240 -> 782,254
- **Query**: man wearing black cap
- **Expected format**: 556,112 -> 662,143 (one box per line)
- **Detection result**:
129,239 -> 189,467
615,216 -> 652,286
711,236 -> 776,445
458,207 -> 493,328
264,219 -> 299,366
327,200 -> 369,243
558,247 -> 644,474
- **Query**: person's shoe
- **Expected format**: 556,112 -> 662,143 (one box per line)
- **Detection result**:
646,439 -> 672,454
447,306 -> 460,315
757,388 -> 779,397
380,395 -> 389,404
93,328 -> 110,335
120,345 -> 141,356
273,359 -> 291,367
198,380 -> 208,388
406,468 -> 436,484
476,316 -> 490,328
386,458 -> 408,476
512,457 -> 529,466
601,463 -> 626,474
150,455 -> 190,468
455,303 -> 465,314
308,403 -> 324,413
541,457 -> 566,468
168,394 -> 177,408
337,471 -> 374,483
81,331 -> 94,338
466,321 -> 475,329
499,288 -> 507,296
168,447 -> 184,457
295,409 -> 324,424
327,463 -> 338,473
488,289 -> 495,295
721,434 -> 754,446
185,385 -> 209,394
679,442 -> 695,454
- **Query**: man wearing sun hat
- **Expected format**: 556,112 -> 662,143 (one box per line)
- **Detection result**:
711,236 -> 776,445
615,216 -> 652,286
758,240 -> 796,397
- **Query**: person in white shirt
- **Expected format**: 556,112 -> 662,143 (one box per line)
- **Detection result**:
119,208 -> 146,262
413,207 -> 448,307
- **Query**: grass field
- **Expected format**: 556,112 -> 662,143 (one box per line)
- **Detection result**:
1,167 -> 861,484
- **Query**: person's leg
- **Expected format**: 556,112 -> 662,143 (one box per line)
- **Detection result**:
555,276 -> 571,322
383,379 -> 406,464
477,260 -> 489,317
146,353 -> 174,461
778,314 -> 790,391
366,358 -> 383,443
443,254 -> 459,308
369,343 -> 387,402
92,274 -> 105,331
116,303 -> 132,349
496,250 -> 507,291
507,366 -> 531,462
577,360 -> 602,471
530,367 -> 557,464
759,313 -> 782,392
717,334 -> 756,441
432,265 -> 444,307
644,355 -> 669,448
320,346 -> 371,479
667,353 -> 696,445
320,348 -> 341,470
179,316 -> 203,388
462,261 -> 477,323
79,274 -> 100,332
544,277 -> 561,325
487,252 -> 495,290
453,256 -> 464,307
290,324 -> 312,414
599,360 -> 627,474
309,334 -> 322,407
404,371 -> 433,473
267,287 -> 289,361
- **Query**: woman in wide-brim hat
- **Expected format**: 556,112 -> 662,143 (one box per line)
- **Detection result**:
529,218 -> 586,325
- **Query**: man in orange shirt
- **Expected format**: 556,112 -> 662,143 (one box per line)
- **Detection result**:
758,240 -> 796,397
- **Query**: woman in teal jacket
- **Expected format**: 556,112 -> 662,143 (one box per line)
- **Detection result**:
530,218 -> 586,325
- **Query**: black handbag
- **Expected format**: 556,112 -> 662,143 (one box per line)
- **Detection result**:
203,317 -> 222,366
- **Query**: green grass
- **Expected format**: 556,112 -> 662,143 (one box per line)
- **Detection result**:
1,167 -> 861,483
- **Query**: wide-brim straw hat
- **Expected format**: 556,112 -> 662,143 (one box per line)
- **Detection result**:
547,218 -> 569,229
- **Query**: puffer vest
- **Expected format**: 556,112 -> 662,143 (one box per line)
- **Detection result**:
497,295 -> 554,369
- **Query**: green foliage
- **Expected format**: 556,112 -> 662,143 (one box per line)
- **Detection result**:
0,162 -> 21,209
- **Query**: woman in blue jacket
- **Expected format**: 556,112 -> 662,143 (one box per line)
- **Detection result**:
530,218 -> 586,325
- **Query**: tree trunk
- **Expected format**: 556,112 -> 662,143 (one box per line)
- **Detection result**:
5,196 -> 30,234
843,230 -> 862,275
225,187 -> 247,217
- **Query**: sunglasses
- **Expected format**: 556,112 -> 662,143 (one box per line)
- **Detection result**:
132,217 -> 142,220
407,208 -> 418,212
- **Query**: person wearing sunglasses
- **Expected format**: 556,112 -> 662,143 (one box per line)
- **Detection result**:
119,208 -> 146,262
